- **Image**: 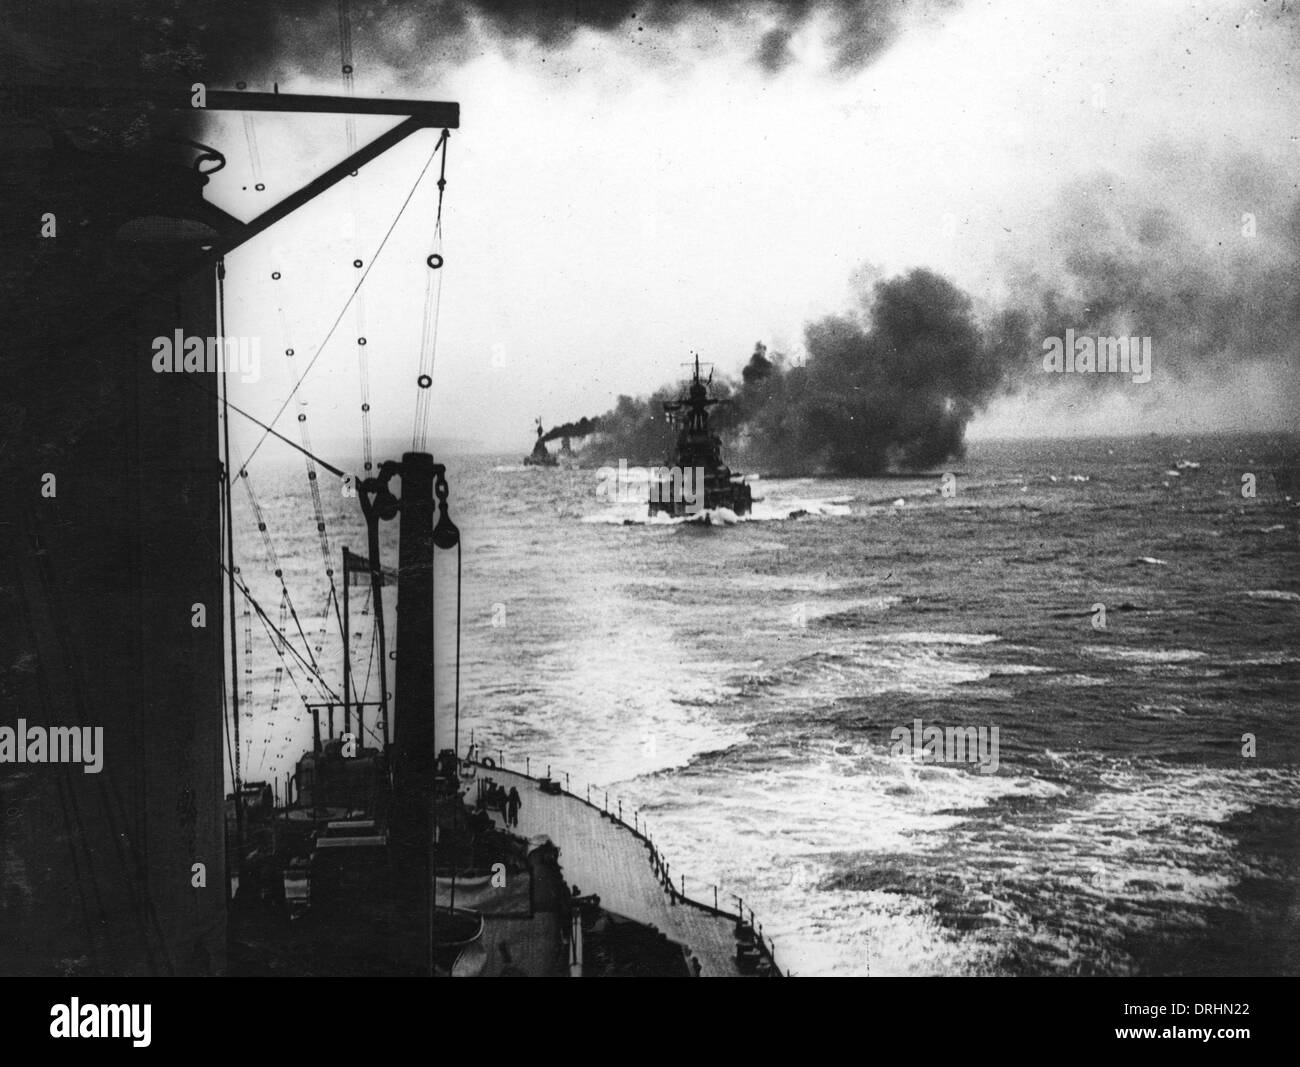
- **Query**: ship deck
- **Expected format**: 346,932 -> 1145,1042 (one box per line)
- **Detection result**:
476,766 -> 773,977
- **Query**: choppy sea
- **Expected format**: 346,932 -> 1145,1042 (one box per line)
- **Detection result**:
232,433 -> 1300,976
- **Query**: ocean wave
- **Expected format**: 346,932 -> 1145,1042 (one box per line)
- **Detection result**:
1036,674 -> 1110,688
860,632 -> 1000,646
1081,646 -> 1206,663
987,664 -> 1052,677
579,498 -> 852,525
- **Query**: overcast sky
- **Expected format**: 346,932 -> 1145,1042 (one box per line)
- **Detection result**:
203,0 -> 1300,463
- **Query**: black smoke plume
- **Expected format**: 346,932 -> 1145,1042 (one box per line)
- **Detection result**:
540,416 -> 604,443
584,269 -> 1017,475
738,270 -> 1018,474
584,161 -> 1300,476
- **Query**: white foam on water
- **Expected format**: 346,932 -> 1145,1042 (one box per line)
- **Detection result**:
860,631 -> 1001,646
989,664 -> 1053,676
761,646 -> 995,697
656,754 -> 1300,976
749,498 -> 853,520
579,497 -> 852,524
1081,646 -> 1207,663
616,737 -> 1067,976
1229,652 -> 1300,666
1039,674 -> 1110,687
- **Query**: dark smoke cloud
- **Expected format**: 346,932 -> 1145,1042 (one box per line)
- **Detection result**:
583,269 -> 1016,475
274,0 -> 957,79
1003,168 -> 1300,416
582,164 -> 1300,475
742,341 -> 775,385
0,1 -> 293,86
738,270 -> 1014,474
540,415 -> 603,443
1,0 -> 966,91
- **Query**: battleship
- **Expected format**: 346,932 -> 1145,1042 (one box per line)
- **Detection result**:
0,65 -> 782,977
650,355 -> 753,519
557,436 -> 579,468
523,417 -> 559,467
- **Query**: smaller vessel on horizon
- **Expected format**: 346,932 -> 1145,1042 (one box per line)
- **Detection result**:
524,417 -> 558,467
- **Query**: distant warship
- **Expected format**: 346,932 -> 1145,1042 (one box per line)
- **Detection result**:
523,417 -> 558,467
649,355 -> 752,518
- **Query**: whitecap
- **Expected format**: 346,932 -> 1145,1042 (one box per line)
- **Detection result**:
861,632 -> 1000,646
1081,646 -> 1206,663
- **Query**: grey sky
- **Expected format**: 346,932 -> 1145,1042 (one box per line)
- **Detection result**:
205,0 -> 1299,464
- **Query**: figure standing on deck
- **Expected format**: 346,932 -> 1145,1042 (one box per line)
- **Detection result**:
506,786 -> 522,827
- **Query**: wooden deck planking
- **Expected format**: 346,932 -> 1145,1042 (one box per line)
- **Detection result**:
479,768 -> 747,976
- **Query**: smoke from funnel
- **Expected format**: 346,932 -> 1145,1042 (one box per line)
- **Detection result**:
742,269 -> 1014,473
581,268 -> 1016,475
540,416 -> 604,443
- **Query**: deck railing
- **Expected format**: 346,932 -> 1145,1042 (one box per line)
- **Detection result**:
464,741 -> 788,977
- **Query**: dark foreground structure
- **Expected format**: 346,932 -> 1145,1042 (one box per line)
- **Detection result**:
0,9 -> 776,978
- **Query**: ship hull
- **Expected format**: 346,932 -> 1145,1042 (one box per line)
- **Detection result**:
649,474 -> 752,518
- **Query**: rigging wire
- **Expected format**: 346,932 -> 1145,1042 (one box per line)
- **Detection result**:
221,681 -> 236,789
250,606 -> 321,780
233,459 -> 324,673
163,365 -> 347,477
242,581 -> 254,727
222,562 -> 341,703
242,113 -> 264,190
293,407 -> 346,673
253,590 -> 289,779
338,0 -> 376,482
319,583 -> 341,680
245,122 -> 347,693
218,257 -> 244,845
242,136 -> 446,472
356,586 -> 376,702
413,131 -> 450,452
453,537 -> 463,758
246,145 -> 348,773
